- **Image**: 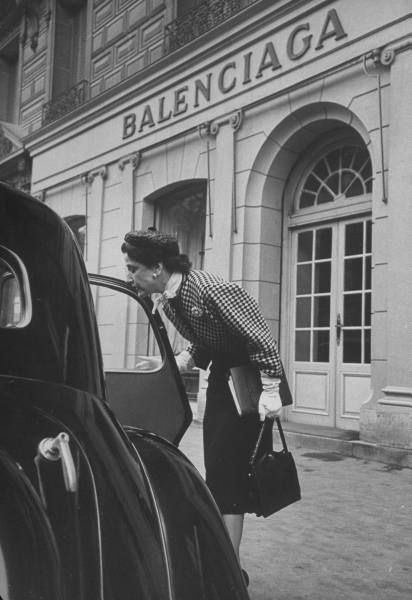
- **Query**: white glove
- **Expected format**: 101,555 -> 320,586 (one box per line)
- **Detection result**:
258,375 -> 282,422
175,350 -> 195,373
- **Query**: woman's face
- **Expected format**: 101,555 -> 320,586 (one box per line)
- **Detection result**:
124,254 -> 161,295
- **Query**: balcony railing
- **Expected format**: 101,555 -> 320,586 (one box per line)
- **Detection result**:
42,80 -> 89,126
164,0 -> 259,53
39,1 -> 259,126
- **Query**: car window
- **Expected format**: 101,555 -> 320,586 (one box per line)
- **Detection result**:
91,284 -> 163,372
0,250 -> 31,329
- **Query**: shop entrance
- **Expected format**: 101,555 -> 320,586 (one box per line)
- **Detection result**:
284,140 -> 373,430
290,218 -> 371,429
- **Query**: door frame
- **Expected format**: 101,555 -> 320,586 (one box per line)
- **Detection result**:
280,201 -> 372,428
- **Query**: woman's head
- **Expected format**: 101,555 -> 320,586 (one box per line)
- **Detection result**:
121,230 -> 191,294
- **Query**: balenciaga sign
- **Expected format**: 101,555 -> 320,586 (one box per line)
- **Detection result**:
122,8 -> 347,140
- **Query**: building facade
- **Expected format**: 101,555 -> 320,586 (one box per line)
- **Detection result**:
1,0 -> 411,450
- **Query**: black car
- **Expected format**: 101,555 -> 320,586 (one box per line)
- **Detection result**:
0,181 -> 249,600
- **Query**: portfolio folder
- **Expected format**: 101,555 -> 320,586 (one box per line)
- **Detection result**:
229,363 -> 293,416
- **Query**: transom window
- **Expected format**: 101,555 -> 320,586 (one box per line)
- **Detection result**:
299,145 -> 372,209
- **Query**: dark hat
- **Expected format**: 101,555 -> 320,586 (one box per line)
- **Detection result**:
122,230 -> 180,263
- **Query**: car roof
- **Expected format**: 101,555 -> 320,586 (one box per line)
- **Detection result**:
0,181 -> 105,396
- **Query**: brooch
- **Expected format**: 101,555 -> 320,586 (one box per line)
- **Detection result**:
191,305 -> 204,318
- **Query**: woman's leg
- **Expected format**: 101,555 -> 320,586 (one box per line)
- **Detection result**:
223,513 -> 244,561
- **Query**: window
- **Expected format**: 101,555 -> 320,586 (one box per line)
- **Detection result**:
92,284 -> 162,372
153,182 -> 206,355
64,215 -> 86,255
298,145 -> 372,209
0,36 -> 19,123
52,0 -> 88,98
0,249 -> 32,328
155,183 -> 206,270
293,219 -> 372,365
294,227 -> 332,362
342,220 -> 372,364
0,265 -> 21,327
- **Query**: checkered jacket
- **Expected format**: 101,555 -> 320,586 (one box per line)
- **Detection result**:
162,270 -> 282,377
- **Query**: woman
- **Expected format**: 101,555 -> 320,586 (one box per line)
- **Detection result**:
121,229 -> 288,582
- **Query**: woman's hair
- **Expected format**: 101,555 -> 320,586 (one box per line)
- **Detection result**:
121,230 -> 191,273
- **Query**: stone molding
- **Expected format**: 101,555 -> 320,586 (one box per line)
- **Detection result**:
118,152 -> 141,171
82,165 -> 107,184
379,387 -> 412,408
198,108 -> 243,138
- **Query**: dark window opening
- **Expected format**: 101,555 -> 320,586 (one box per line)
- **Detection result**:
52,1 -> 87,98
0,36 -> 19,123
64,215 -> 86,255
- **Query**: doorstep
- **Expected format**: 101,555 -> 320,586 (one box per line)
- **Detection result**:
189,402 -> 412,469
277,421 -> 412,469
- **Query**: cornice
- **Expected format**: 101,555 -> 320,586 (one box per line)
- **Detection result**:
24,4 -> 411,157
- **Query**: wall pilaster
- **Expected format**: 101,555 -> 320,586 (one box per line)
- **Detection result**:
118,152 -> 141,269
370,50 -> 412,447
83,165 -> 107,274
200,110 -> 243,279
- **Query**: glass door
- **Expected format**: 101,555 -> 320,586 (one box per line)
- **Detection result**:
335,219 -> 372,429
290,218 -> 371,429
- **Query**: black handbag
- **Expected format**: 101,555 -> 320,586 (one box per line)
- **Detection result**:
248,418 -> 301,518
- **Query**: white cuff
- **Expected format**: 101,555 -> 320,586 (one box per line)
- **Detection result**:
175,350 -> 195,372
260,372 -> 281,393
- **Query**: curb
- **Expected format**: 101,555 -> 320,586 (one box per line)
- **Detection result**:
190,404 -> 412,469
277,429 -> 412,469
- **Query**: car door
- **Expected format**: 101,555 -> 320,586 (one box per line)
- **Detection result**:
89,274 -> 192,445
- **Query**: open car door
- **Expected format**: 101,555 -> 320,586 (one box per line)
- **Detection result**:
89,274 -> 192,445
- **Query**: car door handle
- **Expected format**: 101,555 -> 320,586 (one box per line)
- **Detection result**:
38,432 -> 78,493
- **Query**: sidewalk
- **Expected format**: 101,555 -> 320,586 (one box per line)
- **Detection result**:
180,421 -> 412,600
277,421 -> 412,469
191,402 -> 412,469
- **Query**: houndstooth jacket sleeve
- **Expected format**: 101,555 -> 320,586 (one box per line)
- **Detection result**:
162,271 -> 283,378
200,280 -> 282,377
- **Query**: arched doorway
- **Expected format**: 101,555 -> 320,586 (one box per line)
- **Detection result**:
145,180 -> 207,355
244,103 -> 376,431
145,180 -> 207,403
285,131 -> 373,430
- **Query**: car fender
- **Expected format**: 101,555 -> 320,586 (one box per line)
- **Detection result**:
124,426 -> 249,599
0,450 -> 63,600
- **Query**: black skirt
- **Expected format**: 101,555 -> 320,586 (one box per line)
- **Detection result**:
203,359 -> 272,515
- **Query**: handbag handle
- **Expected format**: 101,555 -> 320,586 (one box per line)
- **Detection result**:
249,418 -> 288,465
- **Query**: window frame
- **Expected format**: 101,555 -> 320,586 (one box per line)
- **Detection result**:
0,34 -> 20,123
0,245 -> 32,329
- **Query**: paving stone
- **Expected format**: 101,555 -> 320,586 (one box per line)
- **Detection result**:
180,422 -> 412,600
